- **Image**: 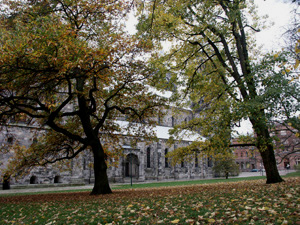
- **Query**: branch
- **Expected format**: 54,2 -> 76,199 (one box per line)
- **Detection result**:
244,24 -> 261,32
48,76 -> 74,118
46,119 -> 86,144
42,143 -> 87,165
229,143 -> 256,147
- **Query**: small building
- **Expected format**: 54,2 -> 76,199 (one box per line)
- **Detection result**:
232,123 -> 300,172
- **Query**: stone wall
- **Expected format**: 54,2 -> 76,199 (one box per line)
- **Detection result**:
0,109 -> 212,186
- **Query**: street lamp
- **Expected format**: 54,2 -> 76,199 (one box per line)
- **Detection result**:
130,151 -> 133,187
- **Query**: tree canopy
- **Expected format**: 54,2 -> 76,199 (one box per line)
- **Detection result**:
136,0 -> 299,183
0,0 -> 164,194
212,154 -> 240,179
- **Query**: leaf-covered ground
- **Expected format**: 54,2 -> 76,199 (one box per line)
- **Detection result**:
0,177 -> 299,224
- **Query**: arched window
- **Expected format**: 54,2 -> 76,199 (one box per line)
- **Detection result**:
30,176 -> 38,184
147,147 -> 151,168
54,176 -> 62,183
7,136 -> 13,143
165,148 -> 169,168
171,116 -> 175,127
157,142 -> 161,149
207,157 -> 213,167
83,158 -> 86,170
125,154 -> 139,178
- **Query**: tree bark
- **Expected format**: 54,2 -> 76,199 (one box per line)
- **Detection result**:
2,173 -> 10,190
251,117 -> 284,184
90,142 -> 112,195
259,142 -> 284,184
75,77 -> 112,195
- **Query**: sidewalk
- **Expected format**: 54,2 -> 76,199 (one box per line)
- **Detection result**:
237,169 -> 294,177
0,170 -> 295,195
0,184 -> 94,195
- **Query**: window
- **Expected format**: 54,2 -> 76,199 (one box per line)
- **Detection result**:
54,176 -> 62,183
7,137 -> 13,144
280,130 -> 287,135
83,158 -> 86,170
165,148 -> 169,168
171,116 -> 175,127
195,156 -> 198,168
207,157 -> 213,167
30,176 -> 38,184
147,147 -> 151,168
181,161 -> 184,168
241,162 -> 244,169
157,142 -> 161,149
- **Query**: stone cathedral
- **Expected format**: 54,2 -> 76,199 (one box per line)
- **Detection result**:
0,107 -> 213,186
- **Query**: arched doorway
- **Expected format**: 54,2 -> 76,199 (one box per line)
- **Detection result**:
30,176 -> 38,184
125,154 -> 139,179
54,175 -> 62,183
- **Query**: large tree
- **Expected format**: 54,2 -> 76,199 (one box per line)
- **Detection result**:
0,0 -> 164,194
136,0 -> 299,183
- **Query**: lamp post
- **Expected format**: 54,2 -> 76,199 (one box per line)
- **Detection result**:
130,152 -> 133,187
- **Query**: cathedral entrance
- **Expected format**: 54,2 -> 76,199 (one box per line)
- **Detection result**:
125,153 -> 139,179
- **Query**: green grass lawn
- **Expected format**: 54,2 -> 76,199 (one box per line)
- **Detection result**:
116,171 -> 300,189
282,170 -> 300,177
0,175 -> 299,224
115,175 -> 267,190
1,171 -> 299,196
0,175 -> 275,197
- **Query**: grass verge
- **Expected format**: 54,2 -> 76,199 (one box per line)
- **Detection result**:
1,171 -> 299,196
115,175 -> 267,190
0,176 -> 299,224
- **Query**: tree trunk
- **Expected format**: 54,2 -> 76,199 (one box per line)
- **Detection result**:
90,142 -> 112,195
259,143 -> 284,184
251,117 -> 284,184
2,173 -> 10,190
75,77 -> 112,195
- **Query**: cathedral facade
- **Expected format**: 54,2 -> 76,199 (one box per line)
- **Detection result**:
0,108 -> 213,187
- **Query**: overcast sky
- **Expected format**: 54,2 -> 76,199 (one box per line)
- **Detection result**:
254,0 -> 295,52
